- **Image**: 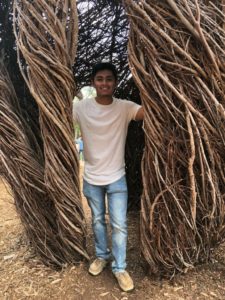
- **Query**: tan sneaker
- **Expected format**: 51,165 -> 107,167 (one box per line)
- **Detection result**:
114,271 -> 134,292
89,258 -> 108,276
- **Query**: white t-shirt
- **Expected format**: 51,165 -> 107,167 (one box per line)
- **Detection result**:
73,97 -> 141,185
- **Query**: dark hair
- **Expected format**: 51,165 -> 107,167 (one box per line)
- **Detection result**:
91,62 -> 118,81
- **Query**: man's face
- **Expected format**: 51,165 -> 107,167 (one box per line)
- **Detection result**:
92,69 -> 117,97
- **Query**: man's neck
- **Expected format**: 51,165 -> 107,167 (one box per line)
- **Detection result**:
95,95 -> 113,105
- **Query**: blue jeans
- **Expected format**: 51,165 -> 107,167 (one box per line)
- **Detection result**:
83,175 -> 128,273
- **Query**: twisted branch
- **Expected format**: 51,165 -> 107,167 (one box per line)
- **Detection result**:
12,0 -> 89,265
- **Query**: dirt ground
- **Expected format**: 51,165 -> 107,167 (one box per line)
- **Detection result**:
0,173 -> 225,300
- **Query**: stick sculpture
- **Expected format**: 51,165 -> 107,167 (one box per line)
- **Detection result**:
0,0 -> 90,267
124,0 -> 225,275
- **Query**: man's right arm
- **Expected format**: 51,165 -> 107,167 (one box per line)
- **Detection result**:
134,107 -> 144,121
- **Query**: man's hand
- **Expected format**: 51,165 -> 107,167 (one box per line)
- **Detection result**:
135,107 -> 144,121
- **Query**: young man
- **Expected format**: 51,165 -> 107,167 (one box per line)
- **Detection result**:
73,62 -> 144,292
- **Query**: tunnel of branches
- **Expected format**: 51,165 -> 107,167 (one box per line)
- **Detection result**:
1,1 -> 225,276
0,0 -> 144,209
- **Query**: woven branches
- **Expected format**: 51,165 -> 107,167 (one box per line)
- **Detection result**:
10,0 -> 88,266
0,65 -> 84,266
124,0 -> 225,275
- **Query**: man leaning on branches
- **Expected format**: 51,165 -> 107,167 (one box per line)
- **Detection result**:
73,62 -> 144,292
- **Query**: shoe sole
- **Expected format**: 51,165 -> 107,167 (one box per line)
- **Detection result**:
117,285 -> 135,292
88,269 -> 104,276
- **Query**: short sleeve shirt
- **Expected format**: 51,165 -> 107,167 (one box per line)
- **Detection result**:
73,97 -> 141,185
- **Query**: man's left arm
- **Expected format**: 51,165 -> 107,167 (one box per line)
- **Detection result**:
135,107 -> 144,121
